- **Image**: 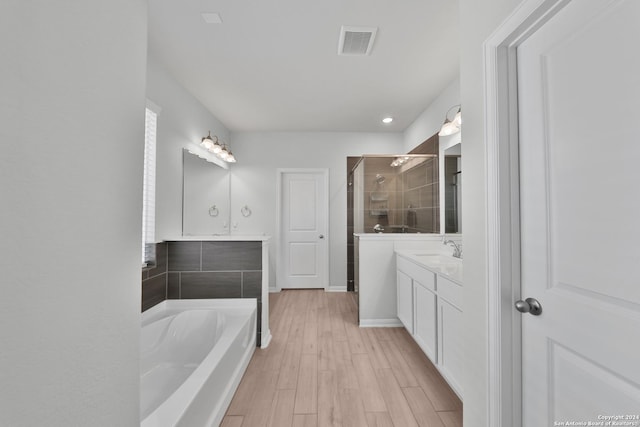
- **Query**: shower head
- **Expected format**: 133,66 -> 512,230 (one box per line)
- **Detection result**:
375,174 -> 386,184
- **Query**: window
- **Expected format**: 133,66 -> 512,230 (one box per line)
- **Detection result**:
142,104 -> 158,266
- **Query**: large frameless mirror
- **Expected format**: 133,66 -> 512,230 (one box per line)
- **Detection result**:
182,149 -> 231,235
442,142 -> 461,233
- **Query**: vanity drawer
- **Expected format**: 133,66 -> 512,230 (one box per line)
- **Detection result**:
437,275 -> 463,309
397,255 -> 436,291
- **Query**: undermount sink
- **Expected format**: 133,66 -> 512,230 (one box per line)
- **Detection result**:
398,251 -> 463,283
412,254 -> 462,263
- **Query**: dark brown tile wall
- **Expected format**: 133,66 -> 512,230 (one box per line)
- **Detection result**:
141,242 -> 168,312
362,157 -> 400,232
359,156 -> 439,234
444,155 -> 461,233
201,241 -> 261,271
166,241 -> 201,271
346,156 -> 360,292
399,157 -> 440,233
409,133 -> 439,155
166,240 -> 263,346
179,272 -> 242,299
405,133 -> 440,232
141,274 -> 167,312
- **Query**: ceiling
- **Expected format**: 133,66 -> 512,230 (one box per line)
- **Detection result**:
147,0 -> 459,133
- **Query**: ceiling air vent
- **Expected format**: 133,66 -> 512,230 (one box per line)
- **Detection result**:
338,26 -> 378,55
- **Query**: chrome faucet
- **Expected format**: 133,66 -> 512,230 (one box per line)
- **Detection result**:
443,237 -> 463,258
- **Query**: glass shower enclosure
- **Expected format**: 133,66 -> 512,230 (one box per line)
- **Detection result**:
351,154 -> 439,234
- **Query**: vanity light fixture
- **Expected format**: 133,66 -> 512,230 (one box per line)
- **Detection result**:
438,105 -> 462,136
200,131 -> 237,163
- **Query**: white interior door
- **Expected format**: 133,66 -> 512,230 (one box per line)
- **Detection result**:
280,170 -> 328,289
518,0 -> 640,423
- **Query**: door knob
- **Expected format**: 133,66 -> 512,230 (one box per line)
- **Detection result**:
319,234 -> 324,239
515,297 -> 542,315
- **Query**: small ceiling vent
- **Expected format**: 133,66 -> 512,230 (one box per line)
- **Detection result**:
338,26 -> 378,55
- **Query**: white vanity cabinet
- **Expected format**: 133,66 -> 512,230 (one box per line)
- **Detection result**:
436,276 -> 464,395
413,278 -> 437,362
396,270 -> 414,334
395,252 -> 463,399
397,255 -> 438,362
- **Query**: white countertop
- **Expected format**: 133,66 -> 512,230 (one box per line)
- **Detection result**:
354,233 -> 445,241
395,249 -> 463,284
165,234 -> 271,242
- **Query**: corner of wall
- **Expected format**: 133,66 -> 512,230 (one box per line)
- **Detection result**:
403,77 -> 461,153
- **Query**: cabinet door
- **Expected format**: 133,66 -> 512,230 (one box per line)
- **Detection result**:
413,281 -> 437,363
438,298 -> 464,398
396,270 -> 413,333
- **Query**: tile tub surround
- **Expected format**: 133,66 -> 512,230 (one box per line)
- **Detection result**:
142,242 -> 168,312
165,239 -> 269,347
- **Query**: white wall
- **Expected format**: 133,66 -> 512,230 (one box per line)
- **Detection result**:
145,57 -> 404,291
229,132 -> 404,290
146,53 -> 231,240
403,78 -> 460,152
459,0 -> 522,425
0,2 -> 147,426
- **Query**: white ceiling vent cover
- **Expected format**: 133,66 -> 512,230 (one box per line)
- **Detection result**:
338,26 -> 378,55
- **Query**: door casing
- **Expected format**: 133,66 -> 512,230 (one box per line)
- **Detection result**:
484,0 -> 572,425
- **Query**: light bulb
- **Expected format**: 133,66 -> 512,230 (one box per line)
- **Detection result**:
212,141 -> 222,154
453,109 -> 462,127
438,119 -> 460,136
201,136 -> 213,150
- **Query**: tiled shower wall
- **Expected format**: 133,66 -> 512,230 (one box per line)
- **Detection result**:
360,156 -> 439,234
400,157 -> 440,233
141,240 -> 263,346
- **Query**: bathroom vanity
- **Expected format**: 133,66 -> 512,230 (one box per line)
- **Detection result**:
354,234 -> 445,326
352,232 -> 464,398
395,249 -> 463,398
354,234 -> 461,320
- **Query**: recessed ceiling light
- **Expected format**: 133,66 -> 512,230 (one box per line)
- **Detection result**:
201,12 -> 222,24
382,117 -> 393,124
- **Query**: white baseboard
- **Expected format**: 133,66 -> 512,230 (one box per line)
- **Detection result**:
260,329 -> 272,348
359,318 -> 403,328
269,287 -> 345,293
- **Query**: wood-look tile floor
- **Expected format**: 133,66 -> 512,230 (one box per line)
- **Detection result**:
223,290 -> 462,427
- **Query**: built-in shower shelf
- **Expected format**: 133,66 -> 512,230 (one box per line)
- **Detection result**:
370,192 -> 388,202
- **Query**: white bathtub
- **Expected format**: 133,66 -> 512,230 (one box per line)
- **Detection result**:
140,299 -> 256,427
